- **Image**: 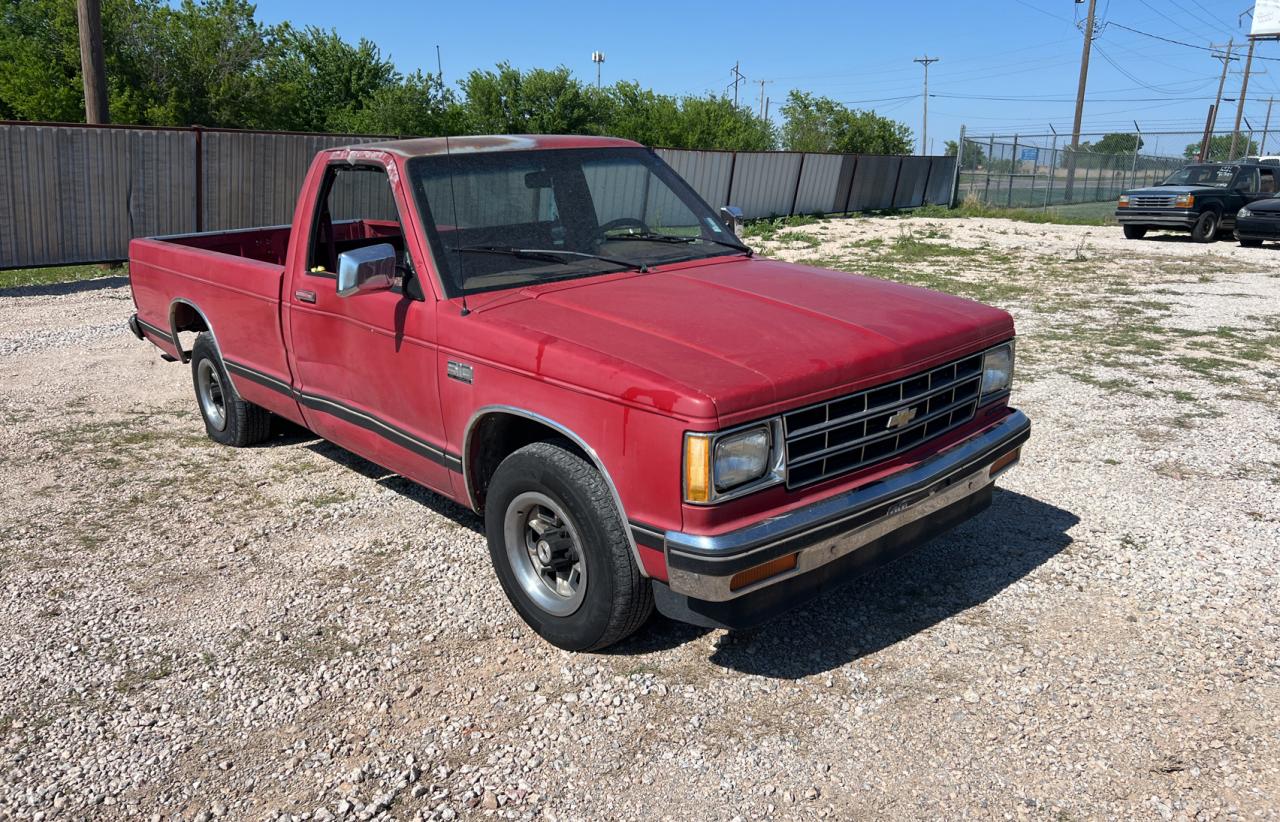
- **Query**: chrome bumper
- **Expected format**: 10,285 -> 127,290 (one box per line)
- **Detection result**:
1115,210 -> 1197,227
663,409 -> 1030,603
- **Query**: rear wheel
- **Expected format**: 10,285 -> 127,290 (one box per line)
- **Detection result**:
191,334 -> 271,447
485,440 -> 652,651
1190,211 -> 1219,243
1122,225 -> 1147,240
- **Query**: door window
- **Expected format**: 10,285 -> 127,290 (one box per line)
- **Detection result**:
307,165 -> 409,281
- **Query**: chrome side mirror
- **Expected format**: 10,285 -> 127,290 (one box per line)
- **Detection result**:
720,205 -> 745,237
337,243 -> 396,297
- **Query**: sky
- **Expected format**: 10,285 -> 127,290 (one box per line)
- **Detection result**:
250,0 -> 1280,156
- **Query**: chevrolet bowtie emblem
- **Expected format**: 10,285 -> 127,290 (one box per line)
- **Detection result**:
886,407 -> 918,430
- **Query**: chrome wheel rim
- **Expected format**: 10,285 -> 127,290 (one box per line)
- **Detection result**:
503,491 -> 587,616
196,358 -> 227,432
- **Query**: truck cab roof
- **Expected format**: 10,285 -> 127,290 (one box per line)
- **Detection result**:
345,134 -> 645,159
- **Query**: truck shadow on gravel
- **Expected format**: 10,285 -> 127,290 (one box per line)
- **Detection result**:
615,489 -> 1078,678
291,428 -> 1076,677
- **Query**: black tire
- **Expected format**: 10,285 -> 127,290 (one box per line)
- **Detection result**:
1239,237 -> 1263,247
190,333 -> 271,447
1190,210 -> 1219,243
484,440 -> 653,651
1122,225 -> 1147,240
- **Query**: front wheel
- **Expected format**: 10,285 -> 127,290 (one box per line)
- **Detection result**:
1190,211 -> 1219,243
484,441 -> 653,651
1122,225 -> 1147,240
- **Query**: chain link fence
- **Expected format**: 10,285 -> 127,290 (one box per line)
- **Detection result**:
954,130 -> 1267,209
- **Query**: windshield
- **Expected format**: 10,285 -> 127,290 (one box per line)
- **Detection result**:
408,148 -> 745,296
1160,165 -> 1236,187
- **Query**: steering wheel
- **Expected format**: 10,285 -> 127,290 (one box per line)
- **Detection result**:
596,216 -> 652,239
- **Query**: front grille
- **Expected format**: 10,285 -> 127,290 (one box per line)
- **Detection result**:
783,353 -> 984,488
1129,195 -> 1177,208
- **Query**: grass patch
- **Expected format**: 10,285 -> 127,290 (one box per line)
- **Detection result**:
909,199 -> 1113,226
0,263 -> 127,289
741,214 -> 823,242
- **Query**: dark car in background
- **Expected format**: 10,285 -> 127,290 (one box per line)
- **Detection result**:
1115,162 -> 1278,242
1233,198 -> 1280,246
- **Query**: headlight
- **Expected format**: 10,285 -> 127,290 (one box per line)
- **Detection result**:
1174,193 -> 1195,208
1117,194 -> 1130,207
684,422 -> 783,503
714,427 -> 770,490
980,343 -> 1014,399
1239,206 -> 1253,218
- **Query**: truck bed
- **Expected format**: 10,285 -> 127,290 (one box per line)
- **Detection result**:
127,225 -> 299,422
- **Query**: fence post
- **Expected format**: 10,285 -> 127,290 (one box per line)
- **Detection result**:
1130,127 -> 1141,189
194,125 -> 203,232
724,151 -> 737,207
789,153 -> 806,216
1045,133 -> 1058,211
1007,134 -> 1019,207
843,154 -> 860,213
949,124 -> 965,207
983,136 -> 994,203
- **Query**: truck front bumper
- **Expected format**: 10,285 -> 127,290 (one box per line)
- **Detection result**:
1115,209 -> 1198,228
651,409 -> 1031,630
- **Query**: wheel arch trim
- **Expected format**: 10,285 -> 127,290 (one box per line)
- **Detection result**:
462,405 -> 648,577
168,298 -> 239,394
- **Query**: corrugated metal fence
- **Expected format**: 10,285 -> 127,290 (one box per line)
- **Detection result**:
0,121 -> 957,270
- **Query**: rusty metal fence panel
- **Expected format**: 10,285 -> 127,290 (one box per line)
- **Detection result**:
0,123 -> 196,269
893,157 -> 933,209
924,156 -> 957,205
847,156 -> 902,212
792,153 -> 846,215
655,148 -> 734,209
202,131 -> 382,231
727,152 -> 804,219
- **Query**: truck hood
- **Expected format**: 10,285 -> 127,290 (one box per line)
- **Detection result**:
460,257 -> 1015,422
1124,185 -> 1213,196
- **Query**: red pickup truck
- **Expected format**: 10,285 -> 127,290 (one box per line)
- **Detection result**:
128,135 -> 1029,651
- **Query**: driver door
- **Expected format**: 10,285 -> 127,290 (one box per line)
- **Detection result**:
284,160 -> 454,493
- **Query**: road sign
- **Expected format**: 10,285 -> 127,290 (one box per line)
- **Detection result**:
1020,148 -> 1038,161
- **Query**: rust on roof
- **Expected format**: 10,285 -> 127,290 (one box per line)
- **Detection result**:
341,134 -> 644,158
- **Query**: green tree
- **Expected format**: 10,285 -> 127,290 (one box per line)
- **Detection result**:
459,63 -> 602,135
598,81 -> 684,147
1089,132 -> 1144,155
673,95 -> 775,151
1183,133 -> 1260,161
779,91 -> 912,154
944,139 -> 986,168
326,71 -> 461,136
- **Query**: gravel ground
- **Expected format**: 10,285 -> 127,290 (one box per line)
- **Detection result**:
1,218 -> 1278,821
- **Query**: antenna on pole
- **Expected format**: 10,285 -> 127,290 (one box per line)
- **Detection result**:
914,55 -> 940,156
591,51 -> 605,89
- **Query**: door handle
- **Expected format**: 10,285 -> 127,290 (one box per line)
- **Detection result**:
294,289 -> 316,304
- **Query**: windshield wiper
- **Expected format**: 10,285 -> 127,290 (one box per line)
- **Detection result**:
603,232 -> 753,256
453,245 -> 647,273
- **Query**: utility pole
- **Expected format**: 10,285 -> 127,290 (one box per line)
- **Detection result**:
765,97 -> 771,124
436,45 -> 443,84
758,79 -> 771,120
75,0 -> 109,123
729,61 -> 746,107
1263,96 -> 1274,155
1204,39 -> 1237,159
1064,0 -> 1097,203
1230,37 -> 1257,159
914,55 -> 939,156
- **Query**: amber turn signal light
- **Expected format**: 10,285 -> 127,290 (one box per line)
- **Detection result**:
729,552 -> 798,591
989,447 -> 1022,477
684,434 -> 712,503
